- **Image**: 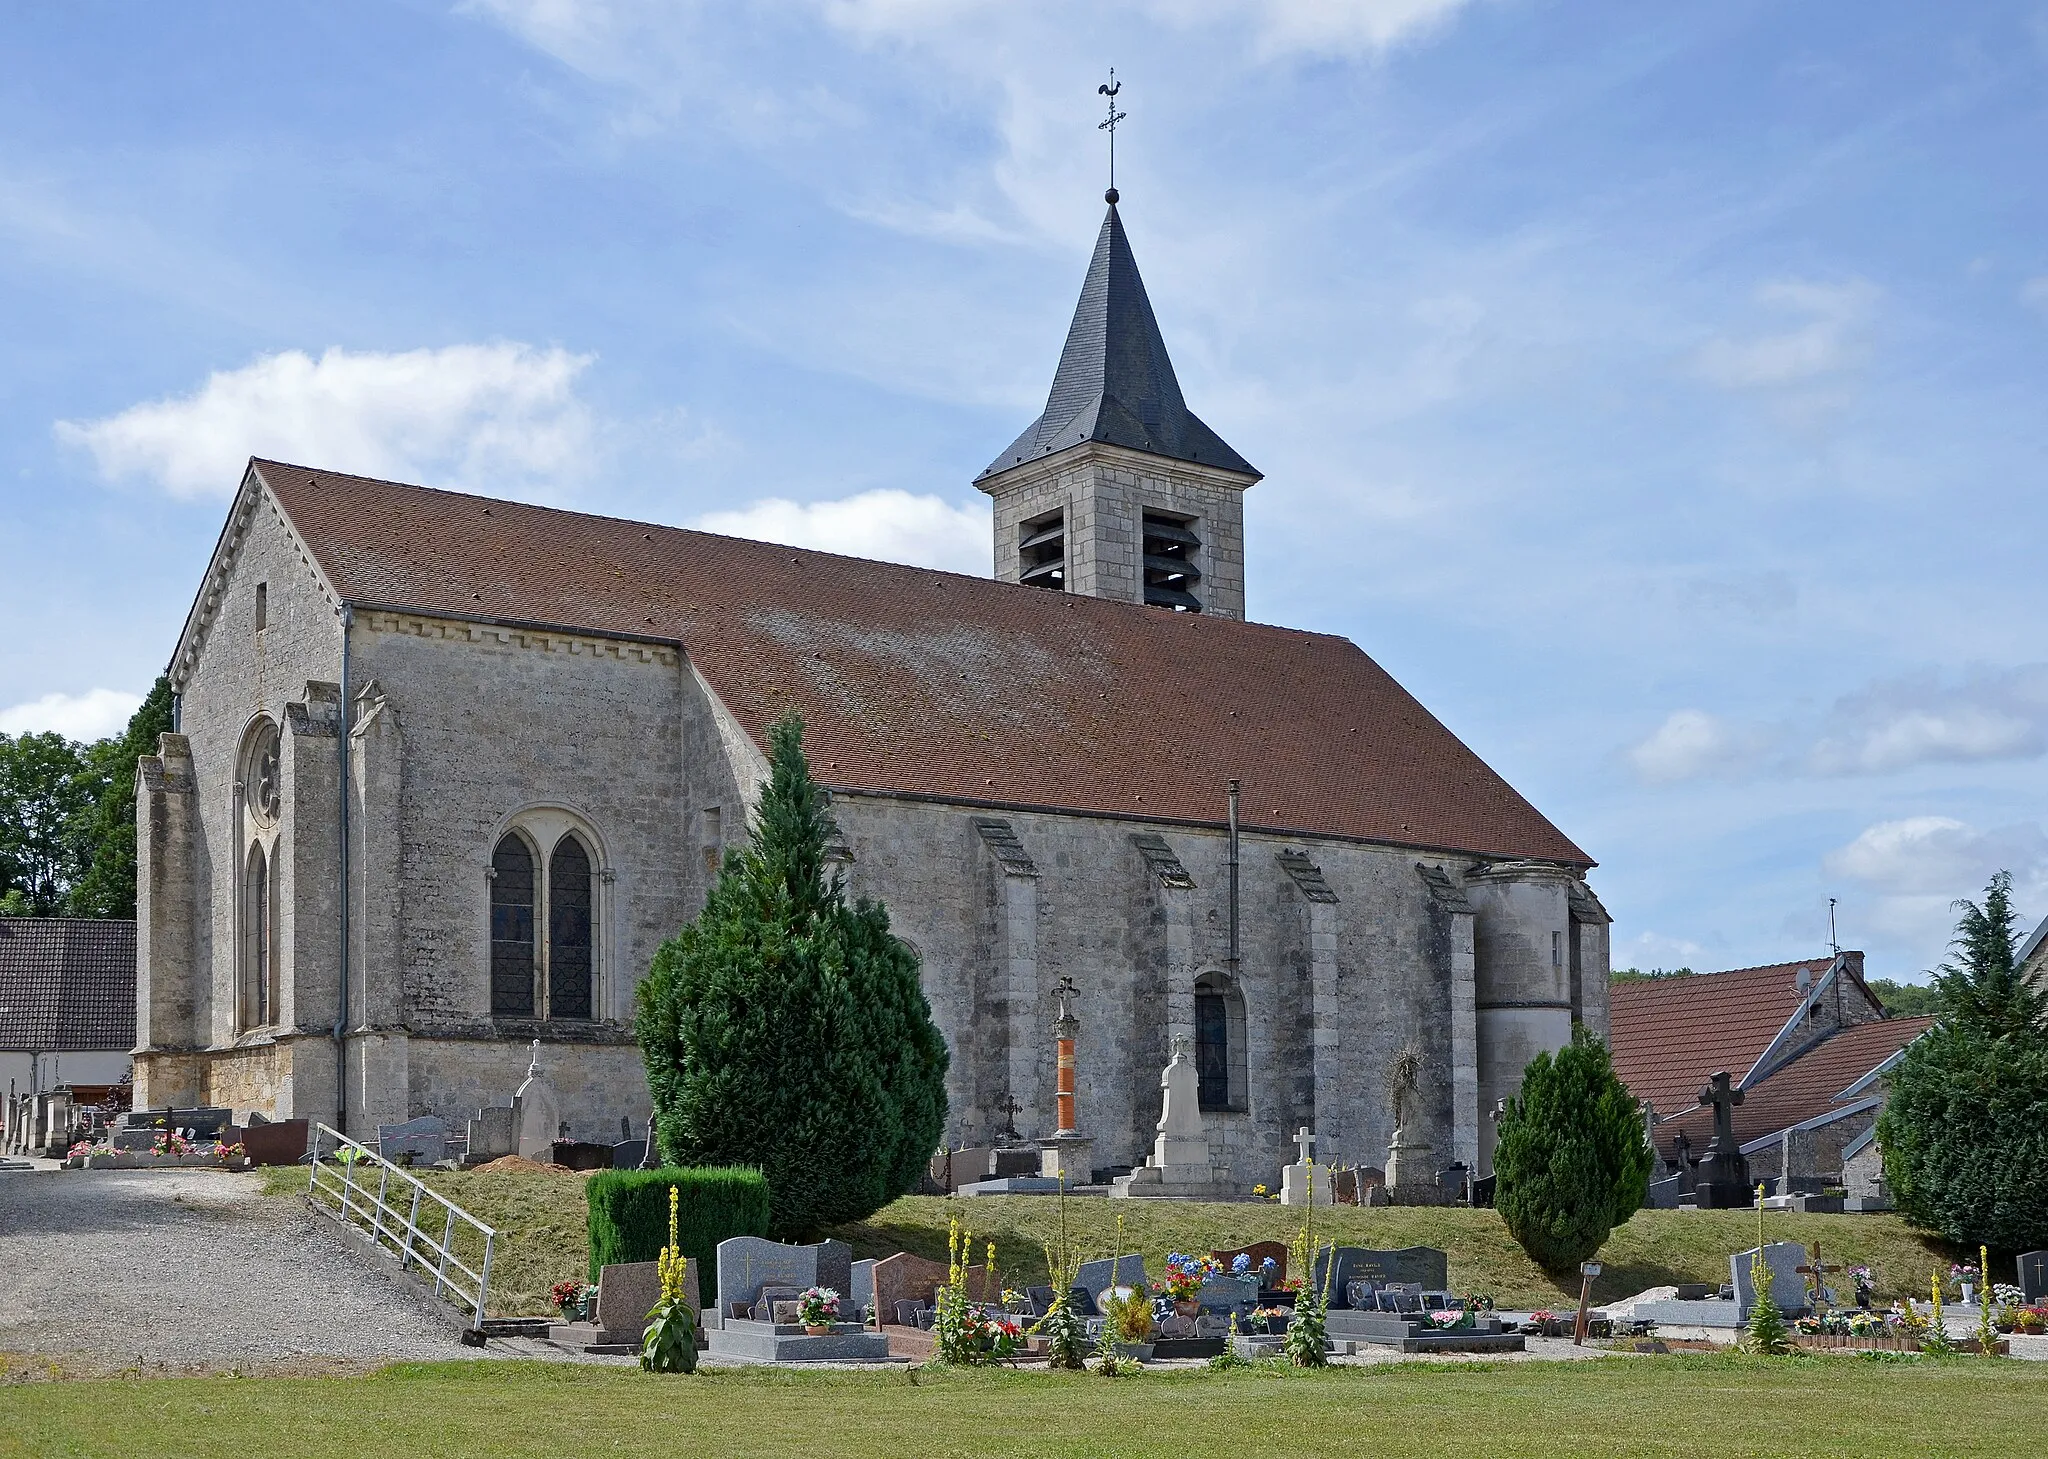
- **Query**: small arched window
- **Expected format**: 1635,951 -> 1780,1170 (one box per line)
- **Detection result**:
1194,970 -> 1248,1112
489,834 -> 537,1017
548,835 -> 594,1020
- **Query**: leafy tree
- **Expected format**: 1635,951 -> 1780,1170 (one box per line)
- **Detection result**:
64,677 -> 174,918
1494,1025 -> 1653,1272
636,712 -> 949,1240
1878,872 -> 2048,1252
1866,977 -> 1940,1020
0,730 -> 92,915
1608,966 -> 1695,984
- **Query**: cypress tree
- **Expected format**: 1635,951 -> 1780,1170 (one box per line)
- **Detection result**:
636,712 -> 949,1239
1877,872 -> 2048,1251
1493,1025 -> 1653,1272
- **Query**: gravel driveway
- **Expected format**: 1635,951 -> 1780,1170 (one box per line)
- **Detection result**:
0,1167 -> 493,1369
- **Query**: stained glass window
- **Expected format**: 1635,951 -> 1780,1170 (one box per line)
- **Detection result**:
490,835 -> 536,1017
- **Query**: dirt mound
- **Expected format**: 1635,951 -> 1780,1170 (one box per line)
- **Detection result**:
469,1155 -> 574,1176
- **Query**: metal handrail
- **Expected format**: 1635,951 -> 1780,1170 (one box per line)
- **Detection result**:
305,1122 -> 497,1333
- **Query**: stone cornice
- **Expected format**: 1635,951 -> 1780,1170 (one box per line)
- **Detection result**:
357,609 -> 682,666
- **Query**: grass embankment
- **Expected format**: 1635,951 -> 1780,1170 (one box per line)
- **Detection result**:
265,1168 -> 1959,1317
0,1356 -> 2033,1458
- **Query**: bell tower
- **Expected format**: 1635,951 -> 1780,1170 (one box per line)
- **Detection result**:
975,191 -> 1260,620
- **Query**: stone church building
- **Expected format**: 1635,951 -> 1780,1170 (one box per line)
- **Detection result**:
134,195 -> 1610,1187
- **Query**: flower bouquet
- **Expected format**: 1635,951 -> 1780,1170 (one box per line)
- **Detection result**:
795,1286 -> 841,1333
551,1278 -> 597,1321
1252,1304 -> 1292,1335
1154,1252 -> 1222,1310
1425,1308 -> 1473,1331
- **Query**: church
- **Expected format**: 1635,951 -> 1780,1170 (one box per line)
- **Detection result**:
132,191 -> 1611,1189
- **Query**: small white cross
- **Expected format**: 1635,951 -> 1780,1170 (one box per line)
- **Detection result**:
1294,1127 -> 1317,1165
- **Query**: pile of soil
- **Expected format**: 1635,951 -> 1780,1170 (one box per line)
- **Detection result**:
469,1155 -> 574,1176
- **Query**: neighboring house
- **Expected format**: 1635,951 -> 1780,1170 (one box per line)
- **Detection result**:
131,193 -> 1613,1186
0,918 -> 136,1153
2020,913 -> 2048,996
1609,953 -> 1931,1194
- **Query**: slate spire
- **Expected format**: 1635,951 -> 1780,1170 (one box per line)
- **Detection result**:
978,194 -> 1258,482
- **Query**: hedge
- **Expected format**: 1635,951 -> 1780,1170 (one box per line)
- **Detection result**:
586,1166 -> 771,1302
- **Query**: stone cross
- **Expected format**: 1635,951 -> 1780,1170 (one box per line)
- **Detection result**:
528,1038 -> 542,1078
1293,1127 -> 1317,1166
1697,1071 -> 1744,1152
997,1096 -> 1022,1143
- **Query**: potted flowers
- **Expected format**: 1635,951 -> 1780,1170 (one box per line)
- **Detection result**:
1253,1304 -> 1291,1335
1848,1265 -> 1874,1309
1950,1262 -> 1979,1307
1155,1252 -> 1221,1317
796,1287 -> 841,1335
550,1278 -> 597,1322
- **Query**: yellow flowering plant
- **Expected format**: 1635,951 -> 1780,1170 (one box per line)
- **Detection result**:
640,1185 -> 699,1374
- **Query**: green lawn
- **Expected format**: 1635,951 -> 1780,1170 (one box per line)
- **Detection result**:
264,1166 -> 1961,1317
0,1355 -> 2033,1458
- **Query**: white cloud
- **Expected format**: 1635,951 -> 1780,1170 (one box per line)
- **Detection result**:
1625,708 -> 1772,784
56,343 -> 595,500
1809,664 -> 2048,774
2023,276 -> 2048,318
1827,817 -> 2048,903
1225,0 -> 1475,57
1824,816 -> 2048,960
0,688 -> 143,741
1694,278 -> 1877,389
691,489 -> 991,574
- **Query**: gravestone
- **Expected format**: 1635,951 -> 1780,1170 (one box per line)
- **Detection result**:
1110,1039 -> 1231,1198
376,1115 -> 449,1165
466,1103 -> 518,1164
870,1252 -> 951,1320
1280,1127 -> 1333,1207
989,1147 -> 1039,1179
2018,1251 -> 2048,1303
1075,1253 -> 1149,1306
549,1139 -> 612,1171
596,1259 -> 688,1344
1692,1073 -> 1752,1208
1312,1246 -> 1449,1306
612,1139 -> 646,1170
170,1107 -> 233,1140
938,1147 -> 996,1190
1211,1240 -> 1288,1285
514,1042 -> 562,1160
242,1117 -> 308,1166
714,1236 -> 851,1317
1731,1241 -> 1811,1317
850,1259 -> 876,1323
111,1128 -> 161,1152
1194,1273 -> 1259,1313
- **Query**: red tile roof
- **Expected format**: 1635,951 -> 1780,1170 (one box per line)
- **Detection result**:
0,917 -> 136,1052
250,460 -> 1592,863
1651,1016 -> 1932,1156
1609,960 -> 1839,1118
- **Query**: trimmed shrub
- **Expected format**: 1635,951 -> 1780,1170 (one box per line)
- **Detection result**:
1494,1025 -> 1654,1273
586,1166 -> 770,1302
637,712 -> 950,1239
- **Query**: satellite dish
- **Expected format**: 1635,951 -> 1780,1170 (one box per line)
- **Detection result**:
1795,967 -> 1811,993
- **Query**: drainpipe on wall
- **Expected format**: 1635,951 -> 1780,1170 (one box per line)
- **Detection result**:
335,604 -> 353,1137
1226,777 -> 1241,978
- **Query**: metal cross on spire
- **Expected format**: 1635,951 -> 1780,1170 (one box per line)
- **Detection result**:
1097,68 -> 1126,202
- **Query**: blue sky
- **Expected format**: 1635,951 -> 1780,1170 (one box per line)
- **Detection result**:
4,1 -> 2045,981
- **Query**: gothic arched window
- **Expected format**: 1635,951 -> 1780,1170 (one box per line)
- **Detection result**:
489,834 -> 537,1017
242,842 -> 275,1028
1194,970 -> 1248,1112
548,835 -> 594,1021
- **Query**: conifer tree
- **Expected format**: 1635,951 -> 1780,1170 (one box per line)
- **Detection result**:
1493,1026 -> 1653,1272
1878,872 -> 2048,1251
637,713 -> 949,1239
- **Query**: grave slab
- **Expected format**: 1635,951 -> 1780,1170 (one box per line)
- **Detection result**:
703,1319 -> 893,1363
1312,1245 -> 1448,1305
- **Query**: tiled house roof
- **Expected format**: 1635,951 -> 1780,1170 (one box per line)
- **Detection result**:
0,918 -> 136,1052
1609,960 -> 1839,1118
1650,1016 -> 1933,1158
248,460 -> 1593,865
